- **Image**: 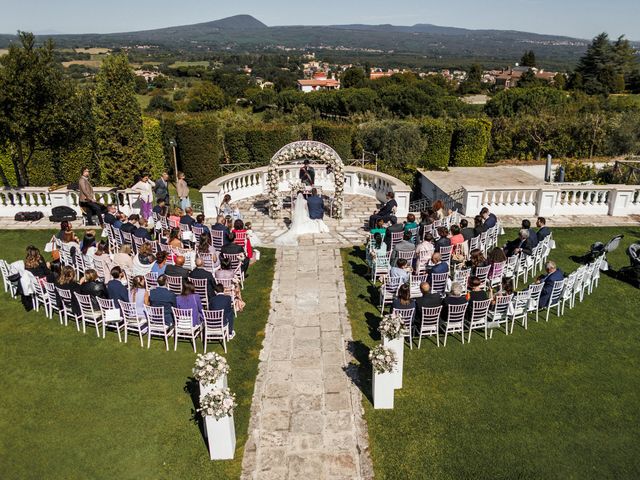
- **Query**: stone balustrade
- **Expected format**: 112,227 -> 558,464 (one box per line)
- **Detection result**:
200,165 -> 412,219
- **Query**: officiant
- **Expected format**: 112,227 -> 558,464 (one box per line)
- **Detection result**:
299,160 -> 315,186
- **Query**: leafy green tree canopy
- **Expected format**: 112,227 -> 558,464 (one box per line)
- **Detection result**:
187,82 -> 226,112
341,67 -> 366,89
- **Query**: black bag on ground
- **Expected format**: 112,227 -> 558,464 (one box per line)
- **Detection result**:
49,206 -> 77,223
14,211 -> 44,221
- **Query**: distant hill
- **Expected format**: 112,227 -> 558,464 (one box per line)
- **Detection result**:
2,14 -> 632,68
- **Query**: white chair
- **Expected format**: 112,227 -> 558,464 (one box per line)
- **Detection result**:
466,299 -> 491,342
406,226 -> 419,244
544,279 -> 565,322
56,287 -> 80,330
172,307 -> 202,352
580,263 -> 595,299
430,272 -> 449,295
31,280 -> 51,318
74,252 -> 87,280
572,267 -> 586,305
475,265 -> 491,289
416,305 -> 443,348
503,254 -> 518,278
379,276 -> 402,314
561,273 -> 577,315
442,302 -> 468,346
202,309 -> 228,353
453,268 -> 471,293
166,275 -> 183,295
590,258 -> 603,291
190,277 -> 210,309
510,291 -> 531,333
96,297 -> 124,341
394,307 -> 416,349
0,259 -> 18,298
119,300 -> 148,347
469,236 -> 481,256
44,281 -> 62,324
192,225 -> 204,245
216,277 -> 239,315
439,245 -> 453,267
488,293 -> 513,337
410,274 -> 428,298
74,293 -> 103,336
144,305 -> 174,350
390,231 -> 404,250
211,230 -> 225,252
527,282 -> 544,323
396,249 -> 415,266
145,272 -> 158,291
488,261 -> 506,289
372,251 -> 392,283
132,235 -> 145,254
198,252 -> 217,274
514,254 -> 534,288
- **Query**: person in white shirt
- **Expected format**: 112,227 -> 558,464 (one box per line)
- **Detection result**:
131,174 -> 155,220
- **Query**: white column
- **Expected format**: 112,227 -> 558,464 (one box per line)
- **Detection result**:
383,336 -> 404,389
372,371 -> 395,409
608,187 -> 638,216
462,188 -> 484,216
535,188 -> 560,217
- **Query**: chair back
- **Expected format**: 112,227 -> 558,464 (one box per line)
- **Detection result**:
217,277 -> 236,297
475,265 -> 491,287
234,231 -> 248,251
489,261 -> 506,284
395,307 -> 415,331
190,277 -> 210,308
550,279 -> 565,305
470,299 -> 491,322
382,275 -> 403,296
119,300 -> 144,322
527,282 -> 544,309
211,230 -> 225,251
447,302 -> 468,325
439,245 -> 453,265
491,293 -> 513,320
396,249 -> 415,264
406,226 -> 419,244
222,252 -> 244,272
179,223 -> 191,233
145,272 -> 158,291
133,235 -> 144,254
512,290 -> 530,314
144,305 -> 167,329
453,268 -> 471,291
431,272 -> 449,294
469,235 -> 480,253
421,305 -> 443,327
75,293 -> 98,317
166,275 -> 183,295
192,225 -> 204,244
390,231 -> 404,249
202,309 -> 225,331
121,231 -> 133,246
410,273 -> 428,294
43,281 -> 58,307
171,307 -> 194,331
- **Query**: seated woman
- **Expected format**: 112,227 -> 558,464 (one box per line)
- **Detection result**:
367,232 -> 387,272
220,194 -> 242,221
113,244 -> 133,271
418,210 -> 433,240
197,234 -> 220,269
168,208 -> 182,229
93,241 -> 113,279
168,228 -> 183,249
80,230 -> 97,268
25,245 -> 52,280
214,257 -> 245,312
79,269 -> 108,307
486,246 -> 508,277
132,242 -> 155,276
391,283 -> 416,314
56,265 -> 81,315
232,219 -> 253,260
129,276 -> 149,318
449,225 -> 465,248
415,233 -> 435,272
473,215 -> 487,237
55,221 -> 77,242
434,227 -> 451,252
244,222 -> 262,248
432,200 -> 445,220
370,217 -> 387,240
61,230 -> 81,257
404,213 -> 418,234
466,249 -> 487,276
176,281 -> 203,327
151,251 -> 169,275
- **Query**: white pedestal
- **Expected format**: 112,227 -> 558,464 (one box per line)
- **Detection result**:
204,414 -> 236,460
383,336 -> 404,389
373,370 -> 395,409
199,373 -> 228,398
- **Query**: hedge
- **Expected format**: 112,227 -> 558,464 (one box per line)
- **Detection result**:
0,148 -> 18,187
175,115 -> 221,187
419,118 -> 454,170
223,126 -> 252,164
222,124 -> 301,166
311,122 -> 355,160
450,119 -> 492,167
142,116 -> 167,179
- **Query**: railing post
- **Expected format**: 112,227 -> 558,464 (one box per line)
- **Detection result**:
608,186 -> 637,216
535,188 -> 560,216
462,188 -> 483,216
49,188 -> 73,214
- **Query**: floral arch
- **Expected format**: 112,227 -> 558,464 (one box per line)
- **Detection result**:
267,140 -> 345,219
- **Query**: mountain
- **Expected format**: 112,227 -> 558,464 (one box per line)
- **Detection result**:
1,15 -> 623,68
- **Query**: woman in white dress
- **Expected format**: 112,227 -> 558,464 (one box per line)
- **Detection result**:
274,193 -> 329,246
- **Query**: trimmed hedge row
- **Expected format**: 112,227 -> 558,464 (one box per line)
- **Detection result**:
450,119 -> 492,167
175,114 -> 222,188
311,122 -> 355,161
420,119 -> 454,170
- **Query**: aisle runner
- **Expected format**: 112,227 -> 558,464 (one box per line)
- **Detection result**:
241,247 -> 373,479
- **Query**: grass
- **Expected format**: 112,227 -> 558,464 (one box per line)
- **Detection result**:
341,227 -> 640,480
0,230 -> 275,479
168,61 -> 210,68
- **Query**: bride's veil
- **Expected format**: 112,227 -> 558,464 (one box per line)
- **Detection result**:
291,192 -> 309,228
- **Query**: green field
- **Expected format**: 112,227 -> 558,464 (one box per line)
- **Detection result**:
342,227 -> 640,480
0,230 -> 275,479
168,61 -> 210,68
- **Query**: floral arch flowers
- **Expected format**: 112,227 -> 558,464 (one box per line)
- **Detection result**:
267,141 -> 345,219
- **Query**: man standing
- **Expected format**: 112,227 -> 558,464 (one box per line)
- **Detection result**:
78,167 -> 105,226
299,160 -> 315,186
369,191 -> 397,228
154,172 -> 170,204
307,188 -> 324,220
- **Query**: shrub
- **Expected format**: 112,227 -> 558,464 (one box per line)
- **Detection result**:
311,122 -> 355,160
419,118 -> 453,169
175,115 -> 221,187
0,148 -> 18,187
142,116 -> 167,179
450,119 -> 491,167
223,126 -> 252,164
245,124 -> 300,165
556,159 -> 598,182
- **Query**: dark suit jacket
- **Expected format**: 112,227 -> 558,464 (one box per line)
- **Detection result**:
188,268 -> 216,306
120,222 -> 136,234
221,243 -> 249,272
537,226 -> 551,242
539,268 -> 564,308
134,227 -> 151,241
154,178 -> 169,202
528,228 -> 539,248
461,227 -> 475,242
164,264 -> 189,280
429,262 -> 449,285
210,293 -> 235,331
307,195 -> 324,220
435,237 -> 452,252
180,215 -> 195,227
149,287 -> 177,325
378,199 -> 398,217
103,212 -> 117,225
484,213 -> 498,228
107,280 -> 129,306
384,223 -> 405,249
416,293 -> 443,324
211,223 -> 231,246
444,295 -> 468,307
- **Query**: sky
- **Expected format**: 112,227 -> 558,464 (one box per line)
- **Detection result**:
1,0 -> 638,40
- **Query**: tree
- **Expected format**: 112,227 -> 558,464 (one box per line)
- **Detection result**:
0,32 -> 86,186
517,69 -> 542,88
459,64 -> 484,94
134,75 -> 148,94
93,53 -> 147,187
520,50 -> 537,67
341,67 -> 366,89
146,95 -> 175,112
186,82 -> 226,112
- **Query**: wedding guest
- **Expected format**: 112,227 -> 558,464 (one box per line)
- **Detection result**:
134,217 -> 152,241
473,215 -> 487,237
210,283 -> 235,339
176,171 -> 190,211
80,230 -> 97,268
391,230 -> 416,267
432,200 -> 445,220
537,261 -> 564,308
449,225 -> 465,248
79,269 -> 108,307
522,219 -> 539,248
103,204 -> 118,225
506,229 -> 534,257
368,191 -> 397,228
120,215 -> 137,235
149,275 -> 177,327
480,207 -> 497,228
25,246 -> 51,279
55,221 -> 77,242
78,167 -> 105,226
467,276 -> 490,305
391,283 -> 416,314
211,215 -> 232,246
131,173 -> 155,220
467,249 -> 488,276
106,266 -> 129,305
370,217 -> 387,239
434,227 -> 451,252
168,208 -> 182,228
168,228 -> 183,248
384,221 -> 405,250
154,171 -> 170,204
390,258 -> 410,284
165,255 -> 189,280
152,198 -> 168,217
460,218 -> 475,242
188,258 -> 216,306
176,281 -> 203,327
56,266 -> 81,315
415,233 -> 435,272
132,242 -> 155,277
93,242 -> 113,282
244,222 -> 262,248
418,210 -> 434,240
129,276 -> 150,317
151,251 -> 169,275
414,281 -> 443,328
404,213 -> 418,234
215,257 -> 245,312
367,232 -> 387,272
232,219 -> 253,260
194,214 -> 210,236
180,207 -> 196,227
221,232 -> 249,272
444,282 -> 467,306
113,244 -> 133,271
61,231 -> 81,257
299,159 -> 315,186
536,217 -> 551,241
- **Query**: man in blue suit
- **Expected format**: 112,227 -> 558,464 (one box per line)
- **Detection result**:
307,188 -> 325,220
106,266 -> 129,306
210,283 -> 236,339
149,275 -> 177,326
536,217 -> 551,242
480,207 -> 498,229
369,191 -> 398,228
537,261 -> 564,308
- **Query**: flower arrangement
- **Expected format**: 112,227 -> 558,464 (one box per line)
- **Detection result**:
267,141 -> 345,219
378,313 -> 403,341
193,352 -> 230,385
369,344 -> 397,374
198,388 -> 237,420
288,180 -> 306,194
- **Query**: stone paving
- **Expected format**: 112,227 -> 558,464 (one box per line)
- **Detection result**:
241,247 -> 373,480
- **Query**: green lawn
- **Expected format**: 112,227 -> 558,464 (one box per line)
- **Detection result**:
0,230 -> 275,479
342,227 -> 640,480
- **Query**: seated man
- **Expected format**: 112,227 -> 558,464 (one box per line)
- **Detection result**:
211,215 -> 232,246
194,214 -> 211,236
188,258 -> 216,306
390,230 -> 416,267
434,227 -> 452,252
221,232 -> 250,272
152,198 -> 168,217
180,207 -> 196,227
389,258 -> 410,284
307,188 -> 325,220
505,229 -> 534,257
106,266 -> 129,305
536,217 -> 551,242
444,282 -> 467,307
522,219 -> 539,248
414,281 -> 443,328
480,207 -> 497,229
149,275 -> 177,326
428,252 -> 449,284
460,219 -> 475,242
210,283 -> 236,339
164,255 -> 190,280
369,191 -> 397,229
120,214 -> 138,234
537,261 -> 564,308
103,204 -> 118,225
134,217 -> 152,241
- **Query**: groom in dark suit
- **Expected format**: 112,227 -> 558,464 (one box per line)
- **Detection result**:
307,188 -> 324,220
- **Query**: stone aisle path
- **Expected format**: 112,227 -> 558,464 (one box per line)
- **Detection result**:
241,246 -> 373,480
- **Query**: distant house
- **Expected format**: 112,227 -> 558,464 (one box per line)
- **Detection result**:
297,72 -> 340,93
369,68 -> 396,80
494,66 -> 558,89
134,69 -> 160,83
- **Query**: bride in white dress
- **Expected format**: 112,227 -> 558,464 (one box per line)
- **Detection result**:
274,193 -> 330,246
